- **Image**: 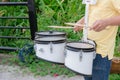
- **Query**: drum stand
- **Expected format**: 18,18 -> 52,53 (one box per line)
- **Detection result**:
82,0 -> 97,46
83,1 -> 90,42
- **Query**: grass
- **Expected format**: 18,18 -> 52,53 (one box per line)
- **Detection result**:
0,53 -> 76,77
110,74 -> 120,80
0,53 -> 120,80
0,0 -> 120,79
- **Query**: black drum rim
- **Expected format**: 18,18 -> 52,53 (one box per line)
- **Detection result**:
66,41 -> 95,52
34,39 -> 66,44
35,31 -> 66,37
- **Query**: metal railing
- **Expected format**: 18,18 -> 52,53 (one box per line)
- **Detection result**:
0,0 -> 38,51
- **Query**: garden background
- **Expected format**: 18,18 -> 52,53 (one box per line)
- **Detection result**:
0,0 -> 120,80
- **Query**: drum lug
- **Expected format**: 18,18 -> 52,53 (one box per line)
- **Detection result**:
79,51 -> 83,61
50,42 -> 53,54
39,48 -> 44,53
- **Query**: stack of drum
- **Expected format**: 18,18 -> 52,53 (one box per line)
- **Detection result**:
34,31 -> 96,76
34,31 -> 66,64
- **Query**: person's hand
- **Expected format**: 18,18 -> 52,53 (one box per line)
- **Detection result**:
73,23 -> 83,32
90,20 -> 108,32
74,17 -> 84,32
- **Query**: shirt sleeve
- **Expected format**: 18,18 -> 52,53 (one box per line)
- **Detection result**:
111,0 -> 120,13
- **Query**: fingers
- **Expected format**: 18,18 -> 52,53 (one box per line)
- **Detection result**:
74,26 -> 83,32
90,21 -> 99,31
90,20 -> 107,32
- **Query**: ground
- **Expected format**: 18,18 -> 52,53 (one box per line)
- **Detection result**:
0,54 -> 84,80
0,65 -> 84,80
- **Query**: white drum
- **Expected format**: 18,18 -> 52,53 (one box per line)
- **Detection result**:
65,42 -> 96,76
34,37 -> 66,64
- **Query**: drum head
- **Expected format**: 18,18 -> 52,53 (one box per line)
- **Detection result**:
66,42 -> 95,52
35,31 -> 66,37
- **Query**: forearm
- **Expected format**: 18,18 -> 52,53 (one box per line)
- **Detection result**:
90,16 -> 120,32
105,16 -> 120,26
76,17 -> 85,24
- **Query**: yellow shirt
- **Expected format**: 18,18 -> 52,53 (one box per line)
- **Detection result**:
88,0 -> 120,60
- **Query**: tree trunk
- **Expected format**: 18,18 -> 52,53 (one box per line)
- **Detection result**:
2,0 -> 10,2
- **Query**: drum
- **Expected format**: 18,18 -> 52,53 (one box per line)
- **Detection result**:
65,42 -> 96,76
34,37 -> 66,64
35,31 -> 66,39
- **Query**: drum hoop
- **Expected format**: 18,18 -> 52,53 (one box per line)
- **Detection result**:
35,31 -> 66,36
66,41 -> 95,52
66,46 -> 95,52
35,39 -> 66,44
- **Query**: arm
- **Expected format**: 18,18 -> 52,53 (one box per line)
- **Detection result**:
90,15 -> 120,32
106,16 -> 120,26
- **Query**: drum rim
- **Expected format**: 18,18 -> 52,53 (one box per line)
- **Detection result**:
34,39 -> 66,44
66,42 -> 95,52
35,31 -> 66,36
36,55 -> 64,64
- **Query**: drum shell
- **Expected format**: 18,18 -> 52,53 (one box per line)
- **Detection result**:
65,42 -> 96,76
34,37 -> 66,64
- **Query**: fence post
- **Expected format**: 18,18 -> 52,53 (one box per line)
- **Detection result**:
27,0 -> 38,40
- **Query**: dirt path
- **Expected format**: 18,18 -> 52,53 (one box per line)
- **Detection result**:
0,65 -> 84,80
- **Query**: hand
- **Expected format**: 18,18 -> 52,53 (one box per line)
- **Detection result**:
73,23 -> 83,32
90,20 -> 108,32
74,17 -> 85,32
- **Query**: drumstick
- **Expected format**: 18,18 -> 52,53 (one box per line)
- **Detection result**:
48,26 -> 74,29
65,22 -> 85,27
48,26 -> 91,30
65,23 -> 109,30
65,22 -> 91,29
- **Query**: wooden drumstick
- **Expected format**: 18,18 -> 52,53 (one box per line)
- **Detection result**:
65,23 -> 109,30
48,26 -> 73,28
48,25 -> 91,29
65,22 -> 85,27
